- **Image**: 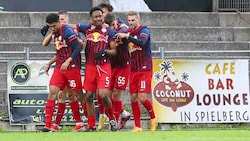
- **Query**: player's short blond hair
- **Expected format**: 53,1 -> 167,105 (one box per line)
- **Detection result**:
127,11 -> 140,18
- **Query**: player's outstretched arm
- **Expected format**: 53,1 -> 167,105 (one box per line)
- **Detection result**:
115,32 -> 147,47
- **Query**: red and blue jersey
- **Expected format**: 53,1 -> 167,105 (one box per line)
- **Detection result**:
110,23 -> 130,68
76,23 -> 116,65
52,24 -> 81,70
128,25 -> 152,72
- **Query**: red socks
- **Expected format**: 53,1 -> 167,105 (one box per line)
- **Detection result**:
132,101 -> 141,127
54,102 -> 66,125
69,100 -> 82,123
45,100 -> 55,128
142,99 -> 155,119
113,100 -> 122,121
87,115 -> 96,128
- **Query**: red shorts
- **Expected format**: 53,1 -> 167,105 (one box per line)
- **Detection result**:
50,68 -> 82,91
129,70 -> 152,94
110,65 -> 130,91
83,63 -> 111,92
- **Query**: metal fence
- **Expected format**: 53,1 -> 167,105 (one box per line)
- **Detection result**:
2,47 -> 250,60
217,0 -> 250,12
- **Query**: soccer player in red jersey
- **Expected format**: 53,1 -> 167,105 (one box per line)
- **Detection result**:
115,11 -> 158,132
104,13 -> 131,130
75,7 -> 118,132
42,10 -> 87,132
96,3 -> 131,131
37,13 -> 83,132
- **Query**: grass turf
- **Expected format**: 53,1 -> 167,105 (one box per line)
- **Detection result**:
1,130 -> 250,141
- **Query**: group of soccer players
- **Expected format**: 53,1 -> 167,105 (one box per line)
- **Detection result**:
37,3 -> 157,132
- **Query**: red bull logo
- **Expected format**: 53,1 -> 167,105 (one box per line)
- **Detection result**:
53,35 -> 67,50
54,40 -> 65,50
128,42 -> 142,53
87,32 -> 108,43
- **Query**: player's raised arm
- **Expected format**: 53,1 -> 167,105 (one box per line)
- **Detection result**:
42,32 -> 53,47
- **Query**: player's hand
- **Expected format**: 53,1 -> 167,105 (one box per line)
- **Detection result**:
95,49 -> 107,60
44,64 -> 50,75
115,33 -> 129,39
41,25 -> 49,36
60,62 -> 69,71
60,58 -> 72,71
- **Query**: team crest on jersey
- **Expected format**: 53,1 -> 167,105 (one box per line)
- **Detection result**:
101,28 -> 107,33
86,32 -> 108,43
53,35 -> 67,50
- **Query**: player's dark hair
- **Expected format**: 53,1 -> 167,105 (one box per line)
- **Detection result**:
104,13 -> 116,25
89,7 -> 103,16
98,3 -> 113,12
46,13 -> 59,24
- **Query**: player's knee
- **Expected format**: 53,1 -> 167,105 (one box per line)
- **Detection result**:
58,94 -> 66,100
86,94 -> 94,103
131,96 -> 139,103
68,95 -> 76,102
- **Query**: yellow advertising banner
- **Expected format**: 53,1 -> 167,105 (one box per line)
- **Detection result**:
152,59 -> 250,123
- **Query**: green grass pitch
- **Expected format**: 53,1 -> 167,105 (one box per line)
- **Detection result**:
1,130 -> 250,141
